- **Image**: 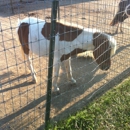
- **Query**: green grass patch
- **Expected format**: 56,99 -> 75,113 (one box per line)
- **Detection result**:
49,77 -> 130,130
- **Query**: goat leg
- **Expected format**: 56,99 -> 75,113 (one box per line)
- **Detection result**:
115,23 -> 119,34
119,23 -> 123,33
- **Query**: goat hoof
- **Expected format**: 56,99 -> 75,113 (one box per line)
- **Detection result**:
53,87 -> 60,95
34,71 -> 37,75
115,31 -> 118,34
52,90 -> 60,96
69,78 -> 76,84
120,30 -> 123,34
54,87 -> 60,92
32,79 -> 37,84
55,90 -> 60,95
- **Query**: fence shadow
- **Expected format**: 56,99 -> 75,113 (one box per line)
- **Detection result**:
0,71 -> 14,81
0,73 -> 33,92
0,95 -> 46,126
0,43 -> 130,129
0,56 -> 105,129
0,70 -> 47,128
38,60 -> 130,130
38,44 -> 130,129
51,65 -> 130,122
50,56 -> 107,110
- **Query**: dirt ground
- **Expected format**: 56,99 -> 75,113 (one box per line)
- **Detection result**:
0,0 -> 130,129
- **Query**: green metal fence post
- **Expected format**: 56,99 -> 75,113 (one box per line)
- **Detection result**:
10,0 -> 14,14
45,0 -> 59,129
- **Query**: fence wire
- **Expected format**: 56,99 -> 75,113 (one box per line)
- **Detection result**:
0,0 -> 130,129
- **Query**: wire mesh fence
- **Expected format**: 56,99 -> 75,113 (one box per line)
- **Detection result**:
0,0 -> 130,129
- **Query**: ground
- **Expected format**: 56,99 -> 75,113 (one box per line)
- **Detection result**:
0,0 -> 130,129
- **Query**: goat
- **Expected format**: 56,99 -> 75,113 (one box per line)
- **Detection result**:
110,0 -> 130,33
17,17 -> 117,92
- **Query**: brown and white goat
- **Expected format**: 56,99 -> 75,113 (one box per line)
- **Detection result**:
17,17 -> 117,91
110,0 -> 130,33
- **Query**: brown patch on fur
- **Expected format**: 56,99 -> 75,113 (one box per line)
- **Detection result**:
60,48 -> 86,62
18,23 -> 30,55
93,32 -> 111,70
41,22 -> 83,41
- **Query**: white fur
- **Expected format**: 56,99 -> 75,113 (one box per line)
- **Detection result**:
17,17 -> 117,91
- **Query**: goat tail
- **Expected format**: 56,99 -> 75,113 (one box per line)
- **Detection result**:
16,22 -> 27,60
110,14 -> 119,26
17,36 -> 26,60
110,20 -> 115,26
110,17 -> 116,26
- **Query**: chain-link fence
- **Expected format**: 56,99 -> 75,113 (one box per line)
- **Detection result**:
0,0 -> 130,129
